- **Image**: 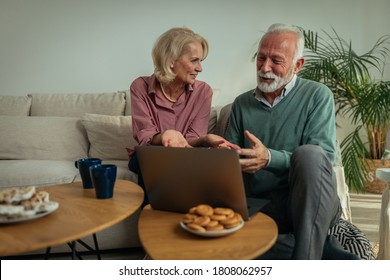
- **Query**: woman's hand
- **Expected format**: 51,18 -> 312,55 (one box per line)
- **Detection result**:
193,134 -> 240,150
160,130 -> 191,147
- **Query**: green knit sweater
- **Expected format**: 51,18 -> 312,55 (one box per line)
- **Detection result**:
227,77 -> 336,195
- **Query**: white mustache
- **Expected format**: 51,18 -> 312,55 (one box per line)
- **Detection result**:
258,71 -> 278,79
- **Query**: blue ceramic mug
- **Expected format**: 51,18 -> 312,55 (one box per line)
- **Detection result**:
75,158 -> 102,189
89,164 -> 117,199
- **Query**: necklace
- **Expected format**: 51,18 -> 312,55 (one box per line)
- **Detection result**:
160,84 -> 177,103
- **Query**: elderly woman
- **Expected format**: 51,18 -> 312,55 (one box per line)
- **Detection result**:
128,27 -> 235,205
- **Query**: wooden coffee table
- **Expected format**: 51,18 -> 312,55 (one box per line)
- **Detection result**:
138,205 -> 278,259
0,180 -> 144,258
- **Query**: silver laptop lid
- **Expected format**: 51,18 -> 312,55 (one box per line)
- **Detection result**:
135,146 -> 250,221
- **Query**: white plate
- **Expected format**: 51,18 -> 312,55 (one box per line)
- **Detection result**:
180,220 -> 244,237
0,202 -> 59,224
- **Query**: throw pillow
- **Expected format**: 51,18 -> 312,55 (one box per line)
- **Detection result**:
81,113 -> 137,160
328,219 -> 375,260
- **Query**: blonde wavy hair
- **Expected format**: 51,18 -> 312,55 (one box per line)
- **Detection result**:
152,27 -> 209,84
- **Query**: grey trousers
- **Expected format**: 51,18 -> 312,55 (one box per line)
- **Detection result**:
259,145 -> 341,260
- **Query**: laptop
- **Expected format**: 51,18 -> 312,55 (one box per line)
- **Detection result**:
135,146 -> 269,221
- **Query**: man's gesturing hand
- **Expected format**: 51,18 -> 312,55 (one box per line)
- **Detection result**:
237,130 -> 269,173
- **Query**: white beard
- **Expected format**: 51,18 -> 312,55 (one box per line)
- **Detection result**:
257,67 -> 294,93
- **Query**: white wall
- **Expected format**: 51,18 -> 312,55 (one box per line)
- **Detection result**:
1,0 -> 389,144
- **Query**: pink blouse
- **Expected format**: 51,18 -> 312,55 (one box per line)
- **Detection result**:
127,75 -> 213,157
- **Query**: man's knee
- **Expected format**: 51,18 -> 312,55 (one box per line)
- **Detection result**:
293,144 -> 325,159
292,145 -> 329,168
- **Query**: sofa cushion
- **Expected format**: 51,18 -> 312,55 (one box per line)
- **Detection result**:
0,160 -> 79,188
29,92 -> 126,117
81,113 -> 137,160
0,96 -> 31,116
0,116 -> 88,160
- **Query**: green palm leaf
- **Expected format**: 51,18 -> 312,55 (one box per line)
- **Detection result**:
301,28 -> 390,192
340,127 -> 370,193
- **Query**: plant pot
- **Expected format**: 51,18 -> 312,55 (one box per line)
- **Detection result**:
364,159 -> 390,194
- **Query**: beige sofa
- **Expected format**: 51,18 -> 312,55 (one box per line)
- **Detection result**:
0,91 -> 354,257
0,91 -> 224,255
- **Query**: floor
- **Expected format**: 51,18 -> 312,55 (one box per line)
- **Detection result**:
349,191 -> 382,256
2,192 -> 383,260
349,192 -> 382,243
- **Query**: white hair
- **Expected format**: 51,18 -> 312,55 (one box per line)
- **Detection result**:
261,23 -> 304,63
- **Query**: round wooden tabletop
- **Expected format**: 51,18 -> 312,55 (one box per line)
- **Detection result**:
138,205 -> 278,260
0,180 -> 144,257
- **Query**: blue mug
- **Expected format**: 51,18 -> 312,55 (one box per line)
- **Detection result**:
75,158 -> 102,189
89,164 -> 117,199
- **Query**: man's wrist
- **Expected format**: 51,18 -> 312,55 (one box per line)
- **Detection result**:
265,149 -> 271,167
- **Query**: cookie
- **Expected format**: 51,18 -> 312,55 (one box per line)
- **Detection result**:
234,213 -> 243,221
20,199 -> 41,211
0,186 -> 36,204
206,223 -> 224,231
221,213 -> 243,228
186,223 -> 206,232
20,190 -> 51,211
224,221 -> 242,229
189,206 -> 198,214
206,220 -> 219,227
183,213 -> 198,224
0,188 -> 17,204
210,214 -> 227,221
193,215 -> 211,226
34,191 -> 50,202
220,215 -> 240,226
15,186 -> 36,202
214,207 -> 234,216
195,204 -> 214,216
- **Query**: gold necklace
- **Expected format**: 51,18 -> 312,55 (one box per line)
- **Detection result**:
160,84 -> 177,103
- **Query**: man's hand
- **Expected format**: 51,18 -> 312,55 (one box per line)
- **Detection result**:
237,130 -> 269,173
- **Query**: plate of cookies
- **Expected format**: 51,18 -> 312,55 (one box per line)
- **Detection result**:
0,186 -> 59,224
180,204 -> 244,237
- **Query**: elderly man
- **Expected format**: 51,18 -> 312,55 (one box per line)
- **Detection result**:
227,23 -> 358,259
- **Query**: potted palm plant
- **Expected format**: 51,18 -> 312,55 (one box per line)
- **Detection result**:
300,28 -> 390,193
